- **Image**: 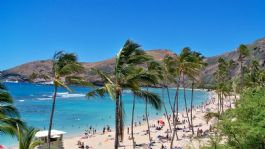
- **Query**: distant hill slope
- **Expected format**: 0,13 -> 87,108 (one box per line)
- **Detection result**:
0,50 -> 175,84
1,38 -> 265,86
202,37 -> 265,85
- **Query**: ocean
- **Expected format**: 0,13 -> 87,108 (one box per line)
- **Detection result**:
0,82 -> 209,147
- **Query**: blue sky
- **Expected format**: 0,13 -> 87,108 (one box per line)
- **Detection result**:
1,0 -> 265,70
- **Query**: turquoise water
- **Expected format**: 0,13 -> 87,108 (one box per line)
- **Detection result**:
0,82 -> 209,147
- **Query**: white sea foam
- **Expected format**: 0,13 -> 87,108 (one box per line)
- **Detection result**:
37,97 -> 51,100
57,92 -> 86,98
19,100 -> 25,102
36,92 -> 86,100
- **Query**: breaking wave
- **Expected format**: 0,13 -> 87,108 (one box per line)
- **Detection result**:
36,92 -> 86,100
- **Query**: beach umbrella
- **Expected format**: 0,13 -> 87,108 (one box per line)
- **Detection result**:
159,119 -> 165,125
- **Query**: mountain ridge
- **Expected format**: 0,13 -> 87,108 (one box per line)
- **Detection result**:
1,38 -> 265,86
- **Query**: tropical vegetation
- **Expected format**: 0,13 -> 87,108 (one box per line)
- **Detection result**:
0,83 -> 23,136
46,51 -> 84,149
202,44 -> 265,149
17,125 -> 42,149
1,40 -> 264,149
87,40 -> 162,149
0,83 -> 41,149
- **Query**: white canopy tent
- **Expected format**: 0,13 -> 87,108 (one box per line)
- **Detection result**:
35,130 -> 66,143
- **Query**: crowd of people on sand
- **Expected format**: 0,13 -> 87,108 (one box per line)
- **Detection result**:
152,97 -> 224,148
72,93 -> 233,149
77,140 -> 93,149
77,124 -> 113,148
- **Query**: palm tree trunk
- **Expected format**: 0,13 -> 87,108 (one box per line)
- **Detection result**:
131,95 -> 136,149
115,90 -> 120,149
190,80 -> 194,134
119,94 -> 124,142
162,88 -> 172,132
240,60 -> 243,89
182,74 -> 191,127
170,85 -> 180,149
145,98 -> 151,143
175,86 -> 179,140
166,87 -> 174,113
48,85 -> 58,149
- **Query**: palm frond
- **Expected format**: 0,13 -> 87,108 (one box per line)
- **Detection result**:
126,54 -> 152,65
17,126 -> 42,149
105,83 -> 116,100
87,87 -> 107,98
116,40 -> 147,71
0,116 -> 25,136
65,76 -> 93,87
0,105 -> 19,117
0,92 -> 13,104
127,72 -> 158,86
52,51 -> 64,61
91,68 -> 114,84
0,83 -> 6,90
54,79 -> 72,92
133,90 -> 162,110
0,125 -> 17,136
30,140 -> 43,149
59,63 -> 84,76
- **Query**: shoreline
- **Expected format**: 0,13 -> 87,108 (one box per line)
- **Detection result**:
62,90 -> 230,149
7,89 -> 213,149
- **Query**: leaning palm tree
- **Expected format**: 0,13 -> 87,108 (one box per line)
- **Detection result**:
144,61 -> 163,143
189,51 -> 206,134
131,89 -> 161,148
178,48 -> 200,127
170,48 -> 201,149
47,52 -> 84,148
87,40 -> 161,149
127,66 -> 162,148
17,125 -> 42,149
0,82 -> 24,136
237,44 -> 249,89
161,55 -> 176,133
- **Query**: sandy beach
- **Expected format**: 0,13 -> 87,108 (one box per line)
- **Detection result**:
62,91 -> 236,149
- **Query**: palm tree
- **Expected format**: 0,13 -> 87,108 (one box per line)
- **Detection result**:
87,40 -> 161,149
162,55 -> 176,113
170,48 -> 202,148
237,44 -> 249,89
247,60 -> 261,86
189,51 -> 206,135
0,83 -> 24,136
128,66 -> 162,148
178,48 -> 200,127
47,52 -> 83,148
131,89 -> 161,148
17,125 -> 42,149
161,55 -> 176,133
144,61 -> 163,143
